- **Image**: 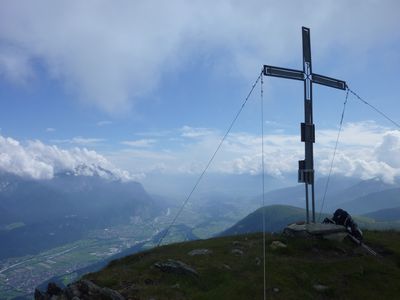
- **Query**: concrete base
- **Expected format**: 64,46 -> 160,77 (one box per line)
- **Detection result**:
283,223 -> 348,242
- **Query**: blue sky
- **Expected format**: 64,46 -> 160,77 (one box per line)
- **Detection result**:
0,1 -> 399,192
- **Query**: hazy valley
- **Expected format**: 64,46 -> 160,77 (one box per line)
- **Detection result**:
0,168 -> 399,299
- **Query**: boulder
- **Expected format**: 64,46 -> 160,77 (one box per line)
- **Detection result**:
154,259 -> 198,277
47,282 -> 63,296
188,248 -> 213,256
231,248 -> 244,256
313,284 -> 329,292
34,280 -> 125,300
34,283 -> 68,300
270,241 -> 287,250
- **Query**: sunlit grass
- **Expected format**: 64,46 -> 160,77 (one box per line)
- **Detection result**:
85,231 -> 400,300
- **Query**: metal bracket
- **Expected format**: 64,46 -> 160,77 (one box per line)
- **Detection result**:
301,123 -> 315,142
298,160 -> 314,184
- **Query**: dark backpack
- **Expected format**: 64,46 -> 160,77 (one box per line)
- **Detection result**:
333,209 -> 350,226
329,209 -> 363,240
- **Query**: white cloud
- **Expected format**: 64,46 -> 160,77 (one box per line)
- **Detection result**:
0,136 -> 53,180
52,136 -> 105,146
108,122 -> 400,183
0,135 -> 137,181
0,1 -> 398,113
45,127 -> 56,132
375,131 -> 400,168
96,120 -> 112,127
317,121 -> 384,147
121,139 -> 156,148
133,130 -> 173,138
180,126 -> 215,138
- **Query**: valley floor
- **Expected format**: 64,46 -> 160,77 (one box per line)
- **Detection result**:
0,202 -> 249,300
0,222 -> 155,299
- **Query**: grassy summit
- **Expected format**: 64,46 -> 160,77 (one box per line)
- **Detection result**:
83,231 -> 400,299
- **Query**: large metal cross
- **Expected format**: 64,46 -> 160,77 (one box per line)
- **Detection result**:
263,27 -> 346,223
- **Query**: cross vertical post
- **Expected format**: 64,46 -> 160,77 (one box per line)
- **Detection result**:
302,27 -> 315,223
263,27 -> 346,224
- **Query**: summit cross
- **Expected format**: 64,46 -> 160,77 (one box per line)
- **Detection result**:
263,27 -> 346,223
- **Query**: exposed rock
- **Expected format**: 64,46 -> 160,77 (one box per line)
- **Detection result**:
270,241 -> 287,250
34,289 -> 45,300
231,248 -> 244,256
34,280 -> 125,300
313,284 -> 329,292
154,259 -> 198,277
34,284 -> 68,300
188,248 -> 213,256
222,264 -> 231,270
273,287 -> 280,293
255,257 -> 261,266
232,241 -> 242,247
47,282 -> 63,296
64,281 -> 81,298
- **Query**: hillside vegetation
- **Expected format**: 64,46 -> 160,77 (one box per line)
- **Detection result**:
80,231 -> 400,300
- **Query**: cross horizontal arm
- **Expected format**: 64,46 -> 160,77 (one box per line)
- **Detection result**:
312,73 -> 346,90
263,65 -> 304,81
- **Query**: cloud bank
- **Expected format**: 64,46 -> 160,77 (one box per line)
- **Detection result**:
110,122 -> 400,183
1,122 -> 398,184
0,135 -> 137,181
0,0 -> 398,113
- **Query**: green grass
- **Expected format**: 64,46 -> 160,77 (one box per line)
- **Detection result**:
84,231 -> 400,299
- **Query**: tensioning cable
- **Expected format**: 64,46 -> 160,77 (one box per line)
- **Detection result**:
318,86 -> 400,220
347,88 -> 400,129
260,70 -> 267,300
156,71 -> 263,247
317,88 -> 349,221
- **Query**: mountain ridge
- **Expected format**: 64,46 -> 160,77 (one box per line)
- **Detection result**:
0,170 -> 161,259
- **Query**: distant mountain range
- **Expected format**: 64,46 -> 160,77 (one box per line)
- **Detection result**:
0,169 -> 163,259
363,206 -> 400,222
219,205 -> 310,236
324,177 -> 396,210
337,188 -> 400,215
249,175 -> 359,209
142,172 -> 293,200
250,176 -> 400,216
